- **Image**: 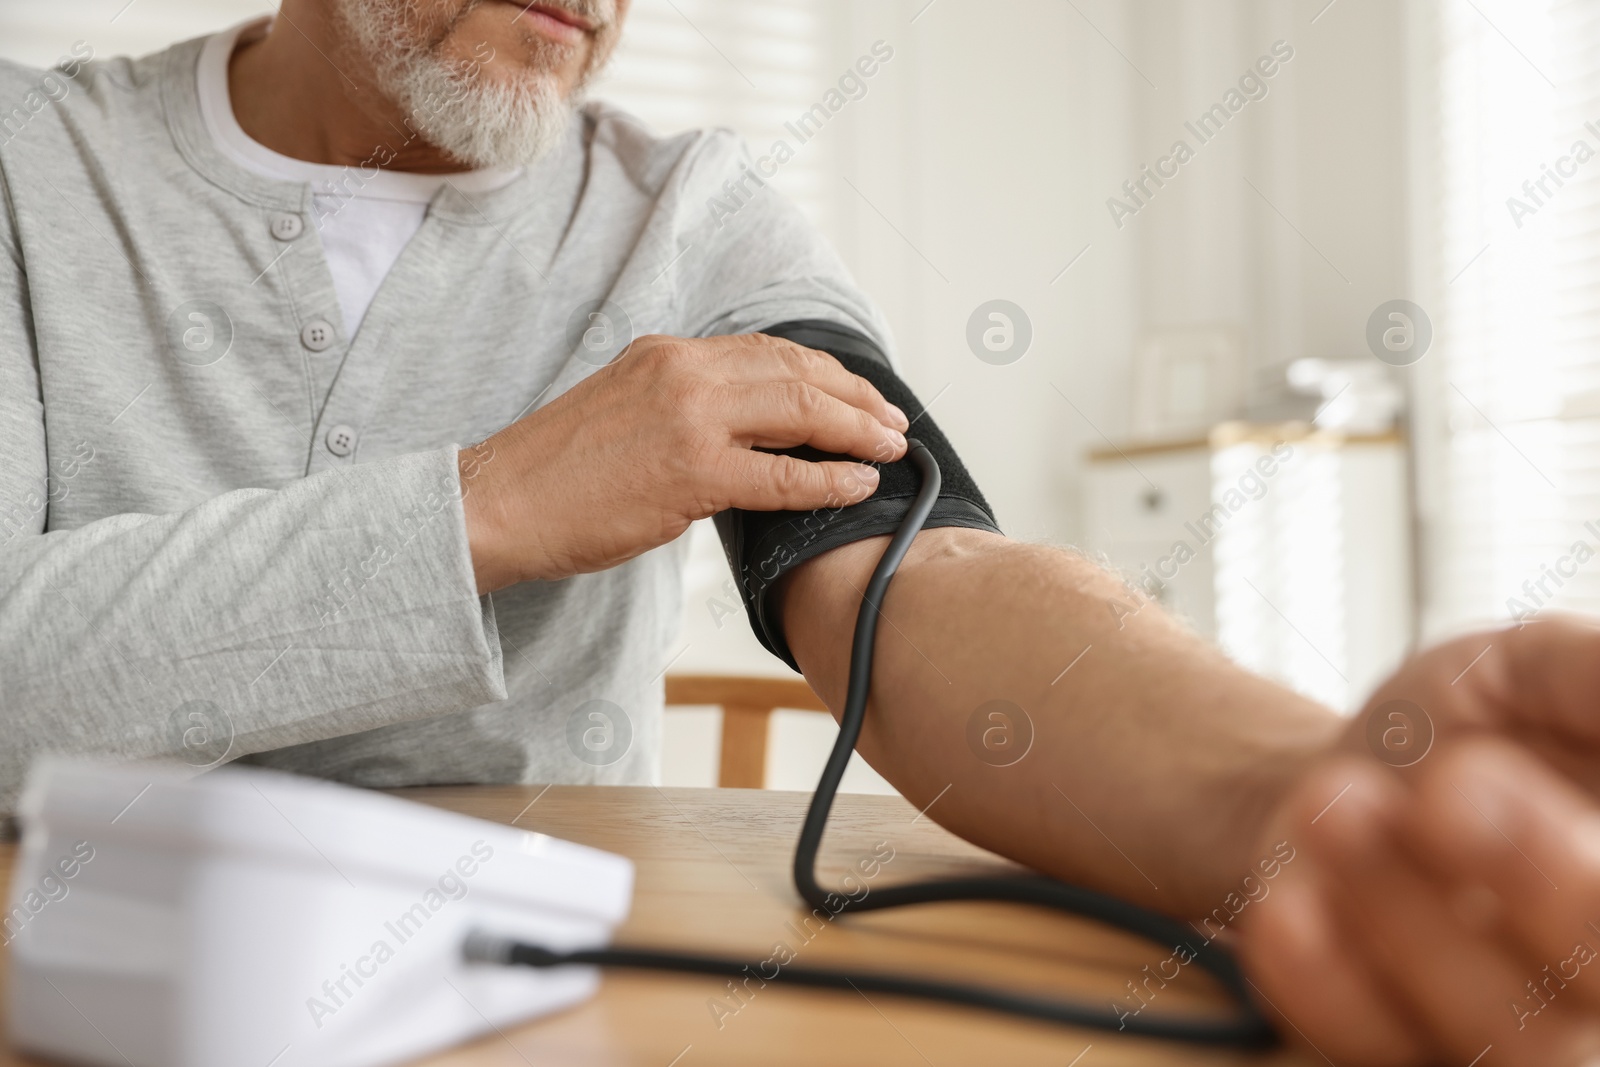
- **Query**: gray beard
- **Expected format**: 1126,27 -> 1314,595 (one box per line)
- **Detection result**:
386,55 -> 573,170
333,0 -> 599,170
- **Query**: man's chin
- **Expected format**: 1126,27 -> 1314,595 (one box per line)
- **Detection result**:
415,84 -> 576,170
331,0 -> 594,170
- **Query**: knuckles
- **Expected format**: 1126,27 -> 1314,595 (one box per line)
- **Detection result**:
778,343 -> 829,378
786,381 -> 828,422
765,455 -> 805,499
663,374 -> 718,420
629,336 -> 716,410
606,335 -> 873,507
629,334 -> 698,373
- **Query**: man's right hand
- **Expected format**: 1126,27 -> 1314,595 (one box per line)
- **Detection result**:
457,332 -> 909,594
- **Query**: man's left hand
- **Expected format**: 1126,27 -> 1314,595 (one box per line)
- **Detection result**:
1240,618 -> 1600,1066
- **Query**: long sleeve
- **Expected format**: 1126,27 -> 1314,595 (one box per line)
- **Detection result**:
0,204 -> 506,812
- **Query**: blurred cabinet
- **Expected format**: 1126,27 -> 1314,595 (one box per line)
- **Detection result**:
1082,423 -> 1412,713
1082,440 -> 1218,638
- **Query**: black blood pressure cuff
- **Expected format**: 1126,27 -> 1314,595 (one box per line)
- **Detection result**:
714,319 -> 1002,672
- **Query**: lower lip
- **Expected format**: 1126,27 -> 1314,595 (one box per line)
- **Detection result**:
515,5 -> 587,43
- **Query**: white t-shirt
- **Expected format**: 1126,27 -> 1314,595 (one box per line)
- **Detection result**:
196,20 -> 520,334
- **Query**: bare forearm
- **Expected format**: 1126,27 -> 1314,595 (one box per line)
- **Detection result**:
781,528 -> 1343,916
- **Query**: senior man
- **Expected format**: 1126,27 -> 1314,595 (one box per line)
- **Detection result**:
3,2 -> 1600,1063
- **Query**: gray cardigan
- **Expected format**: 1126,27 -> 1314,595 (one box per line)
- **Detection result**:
0,33 -> 891,812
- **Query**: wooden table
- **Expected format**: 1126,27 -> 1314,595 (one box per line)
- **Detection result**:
0,786 -> 1308,1067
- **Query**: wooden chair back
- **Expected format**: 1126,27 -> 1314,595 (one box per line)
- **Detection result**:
663,674 -> 830,788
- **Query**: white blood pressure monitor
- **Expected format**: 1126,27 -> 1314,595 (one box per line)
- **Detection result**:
6,760 -> 633,1067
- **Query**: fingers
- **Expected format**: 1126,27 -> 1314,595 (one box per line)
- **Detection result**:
1240,766 -> 1431,1065
1401,739 -> 1600,1015
728,381 -> 906,463
622,333 -> 907,513
1313,759 -> 1600,1066
626,331 -> 909,456
1246,746 -> 1600,1066
1497,617 -> 1600,743
1243,876 -> 1429,1065
720,451 -> 880,513
722,334 -> 911,433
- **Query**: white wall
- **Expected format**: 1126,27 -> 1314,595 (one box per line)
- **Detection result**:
1125,0 -> 1409,405
833,0 -> 1141,545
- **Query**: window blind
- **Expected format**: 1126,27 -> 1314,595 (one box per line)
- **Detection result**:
590,0 -> 835,229
1416,0 -> 1600,636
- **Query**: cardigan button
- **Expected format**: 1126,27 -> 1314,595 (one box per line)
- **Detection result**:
324,424 -> 358,458
270,212 -> 305,241
300,319 -> 336,352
